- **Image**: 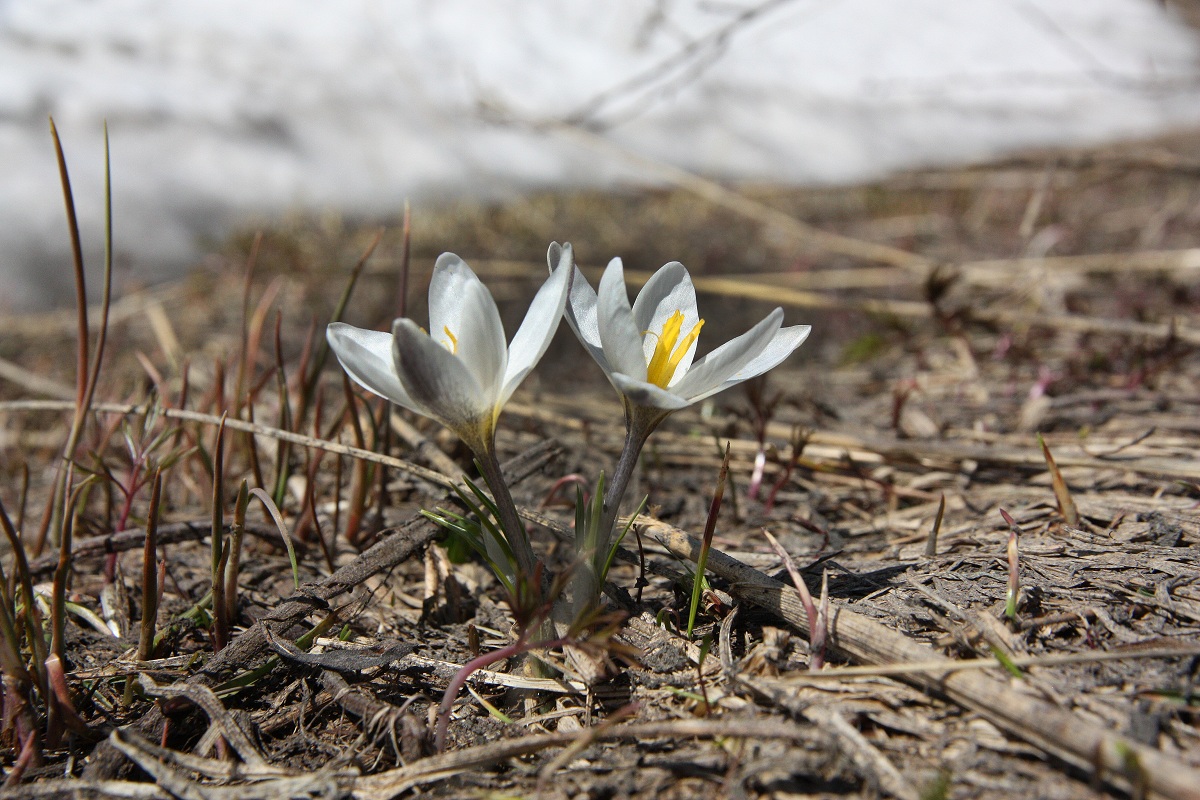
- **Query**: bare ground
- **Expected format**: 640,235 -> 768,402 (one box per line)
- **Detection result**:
0,130 -> 1199,799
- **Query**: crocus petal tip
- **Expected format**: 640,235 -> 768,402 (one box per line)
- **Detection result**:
548,241 -> 574,271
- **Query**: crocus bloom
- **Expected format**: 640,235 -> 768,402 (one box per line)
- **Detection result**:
328,246 -> 571,457
560,246 -> 811,424
557,244 -> 811,615
329,247 -> 571,581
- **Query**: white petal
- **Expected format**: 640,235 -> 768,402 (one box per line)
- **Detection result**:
611,372 -> 693,411
563,264 -> 611,370
670,309 -> 784,401
427,253 -> 507,394
326,323 -> 419,412
392,318 -> 488,431
632,261 -> 700,373
597,258 -> 648,381
721,324 -> 812,386
498,248 -> 571,407
550,244 -> 586,343
555,241 -> 598,347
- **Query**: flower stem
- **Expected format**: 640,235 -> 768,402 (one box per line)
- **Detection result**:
598,424 -> 649,542
474,446 -> 537,580
574,405 -> 663,615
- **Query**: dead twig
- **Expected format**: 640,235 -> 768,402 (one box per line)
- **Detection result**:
136,674 -> 268,768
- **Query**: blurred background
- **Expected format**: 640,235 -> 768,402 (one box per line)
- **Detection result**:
2,0 -> 1200,308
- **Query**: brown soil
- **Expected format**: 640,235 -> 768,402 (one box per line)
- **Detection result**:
1,130 -> 1198,800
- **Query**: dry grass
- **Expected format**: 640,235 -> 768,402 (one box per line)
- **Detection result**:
1,129 -> 1199,799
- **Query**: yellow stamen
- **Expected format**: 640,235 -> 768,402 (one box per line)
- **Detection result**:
442,326 -> 458,354
645,310 -> 704,388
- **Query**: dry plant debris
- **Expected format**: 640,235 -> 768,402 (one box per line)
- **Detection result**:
1,130 -> 1199,799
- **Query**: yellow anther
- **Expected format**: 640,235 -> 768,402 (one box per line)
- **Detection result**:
645,310 -> 704,388
442,326 -> 458,354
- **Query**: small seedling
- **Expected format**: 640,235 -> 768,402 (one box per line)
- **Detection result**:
1038,433 -> 1079,527
137,470 -> 163,662
925,493 -> 946,558
688,445 -> 730,638
1000,508 -> 1022,621
740,375 -> 782,501
764,530 -> 828,670
35,121 -> 114,557
764,425 -> 809,513
209,415 -> 229,651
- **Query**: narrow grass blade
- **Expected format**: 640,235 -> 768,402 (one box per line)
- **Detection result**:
1038,433 -> 1079,527
925,493 -> 945,558
999,507 -> 1022,620
210,414 -> 228,650
36,119 -> 90,555
224,480 -> 250,623
250,488 -> 300,591
687,444 -> 730,638
137,469 -> 162,661
271,312 -> 293,508
764,529 -> 821,665
0,499 -> 47,692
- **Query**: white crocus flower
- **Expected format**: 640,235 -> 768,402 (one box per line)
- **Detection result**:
555,243 -> 810,614
328,246 -> 571,457
327,246 -> 572,579
559,245 -> 811,428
